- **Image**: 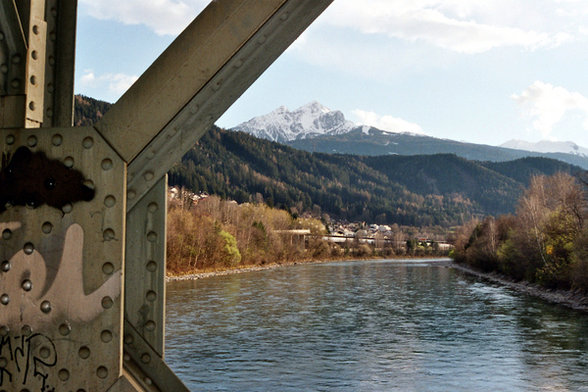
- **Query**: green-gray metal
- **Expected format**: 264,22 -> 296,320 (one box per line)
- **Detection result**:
0,0 -> 333,390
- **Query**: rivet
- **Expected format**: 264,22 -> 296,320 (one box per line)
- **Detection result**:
104,195 -> 116,208
280,12 -> 289,21
0,326 -> 9,336
233,59 -> 243,68
146,290 -> 157,302
51,7 -> 57,17
147,202 -> 158,213
0,294 -> 9,305
127,190 -> 136,200
101,158 -> 113,170
102,262 -> 114,275
52,134 -> 62,146
141,353 -> 151,363
5,134 -> 14,145
63,156 -> 74,168
22,279 -> 32,291
39,346 -> 51,359
82,137 -> 94,149
27,135 -> 37,147
31,50 -> 38,60
143,171 -> 154,181
123,353 -> 131,361
0,63 -> 7,73
103,229 -> 115,241
168,127 -> 178,137
21,325 -> 32,336
12,54 -> 21,64
30,75 -> 36,85
32,25 -> 39,35
144,320 -> 156,331
23,242 -> 34,255
42,222 -> 53,234
83,180 -> 94,189
47,83 -> 54,93
49,31 -> 56,42
11,78 -> 20,89
48,55 -> 55,66
124,334 -> 134,345
28,101 -> 35,111
102,296 -> 113,309
62,203 -> 72,214
146,231 -> 157,242
58,368 -> 70,381
144,377 -> 153,385
258,35 -> 267,44
2,229 -> 11,240
146,261 -> 157,272
58,322 -> 71,336
78,346 -> 90,359
46,107 -> 53,117
100,330 -> 113,343
1,260 -> 10,272
189,104 -> 199,114
40,300 -> 51,313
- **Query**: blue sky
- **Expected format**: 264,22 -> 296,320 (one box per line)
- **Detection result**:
75,0 -> 588,147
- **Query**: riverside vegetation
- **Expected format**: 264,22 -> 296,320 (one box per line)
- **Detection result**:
452,172 -> 588,293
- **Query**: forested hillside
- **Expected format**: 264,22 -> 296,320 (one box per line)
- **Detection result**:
73,96 -> 583,227
168,127 -> 581,226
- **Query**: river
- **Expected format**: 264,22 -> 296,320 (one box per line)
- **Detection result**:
165,259 -> 588,391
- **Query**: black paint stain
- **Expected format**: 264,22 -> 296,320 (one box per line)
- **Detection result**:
0,147 -> 95,213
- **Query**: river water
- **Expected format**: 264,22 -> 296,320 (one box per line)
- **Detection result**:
165,259 -> 588,391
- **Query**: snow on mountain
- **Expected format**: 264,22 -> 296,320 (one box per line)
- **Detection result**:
231,102 -> 356,143
501,139 -> 588,157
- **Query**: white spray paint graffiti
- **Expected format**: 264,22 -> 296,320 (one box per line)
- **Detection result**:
0,223 -> 121,330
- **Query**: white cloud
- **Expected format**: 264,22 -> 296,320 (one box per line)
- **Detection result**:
79,0 -> 208,35
321,0 -> 573,54
512,81 -> 588,139
79,70 -> 139,95
352,109 -> 424,134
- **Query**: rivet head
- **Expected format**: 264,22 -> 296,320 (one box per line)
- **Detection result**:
58,368 -> 70,381
82,137 -> 94,149
5,134 -> 14,145
102,262 -> 114,275
146,231 -> 157,242
27,135 -> 37,147
146,290 -> 157,302
141,353 -> 151,364
147,202 -> 158,213
63,156 -> 74,168
59,322 -> 71,336
31,50 -> 38,60
21,325 -> 32,336
52,134 -> 63,146
40,346 -> 51,358
146,261 -> 157,272
100,330 -> 113,343
102,296 -> 114,309
1,261 -> 10,272
11,78 -> 20,89
127,190 -> 136,200
0,326 -> 9,336
23,243 -> 34,255
144,377 -> 153,385
22,279 -> 32,291
0,294 -> 9,305
101,158 -> 113,171
2,229 -> 11,240
124,334 -> 134,345
62,203 -> 72,214
40,300 -> 51,313
104,195 -> 116,208
28,101 -> 36,111
143,171 -> 154,181
103,229 -> 115,241
44,177 -> 56,190
12,54 -> 21,64
42,222 -> 53,234
144,320 -> 156,331
78,346 -> 90,359
32,25 -> 39,35
30,75 -> 36,85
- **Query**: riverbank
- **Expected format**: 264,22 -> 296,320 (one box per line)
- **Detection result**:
452,263 -> 588,313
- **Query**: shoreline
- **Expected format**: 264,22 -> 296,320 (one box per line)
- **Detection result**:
451,263 -> 588,313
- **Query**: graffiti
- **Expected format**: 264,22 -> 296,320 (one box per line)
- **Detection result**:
0,332 -> 57,391
0,146 -> 95,213
0,223 -> 121,329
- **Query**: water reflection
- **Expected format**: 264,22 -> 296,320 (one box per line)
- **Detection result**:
166,259 -> 588,391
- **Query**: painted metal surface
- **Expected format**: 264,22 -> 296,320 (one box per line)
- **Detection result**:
1,0 -> 333,390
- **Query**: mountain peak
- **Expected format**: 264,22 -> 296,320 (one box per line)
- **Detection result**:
232,102 -> 355,143
501,139 -> 588,157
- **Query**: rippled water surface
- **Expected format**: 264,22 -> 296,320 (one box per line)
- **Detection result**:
165,259 -> 588,391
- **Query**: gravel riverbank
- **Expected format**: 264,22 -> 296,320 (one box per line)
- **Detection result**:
452,263 -> 588,313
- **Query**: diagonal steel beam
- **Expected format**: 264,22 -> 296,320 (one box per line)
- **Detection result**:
93,0 -> 333,210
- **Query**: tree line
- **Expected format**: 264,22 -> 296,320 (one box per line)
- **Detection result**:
452,172 -> 588,292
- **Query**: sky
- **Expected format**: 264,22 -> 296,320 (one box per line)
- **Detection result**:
75,0 -> 588,147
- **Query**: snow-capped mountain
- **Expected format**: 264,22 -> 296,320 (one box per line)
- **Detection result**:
231,102 -> 355,143
500,140 -> 588,157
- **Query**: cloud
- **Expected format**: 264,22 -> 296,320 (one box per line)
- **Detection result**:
79,70 -> 139,96
352,109 -> 424,134
512,81 -> 588,139
79,0 -> 208,35
321,0 -> 573,54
